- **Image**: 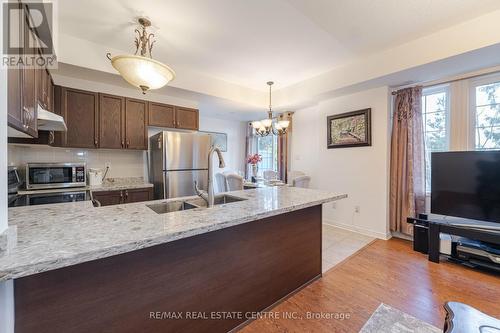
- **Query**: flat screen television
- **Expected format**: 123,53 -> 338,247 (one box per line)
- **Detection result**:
431,151 -> 500,223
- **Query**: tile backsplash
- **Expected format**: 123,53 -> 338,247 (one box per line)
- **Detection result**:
8,145 -> 147,179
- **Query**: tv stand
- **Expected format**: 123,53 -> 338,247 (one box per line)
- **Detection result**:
407,215 -> 500,263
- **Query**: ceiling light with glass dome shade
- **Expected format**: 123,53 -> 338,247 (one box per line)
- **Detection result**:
106,18 -> 175,94
251,81 -> 290,136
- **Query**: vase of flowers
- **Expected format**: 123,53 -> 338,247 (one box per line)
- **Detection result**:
247,153 -> 262,182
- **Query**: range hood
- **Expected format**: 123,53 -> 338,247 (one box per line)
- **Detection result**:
37,104 -> 67,132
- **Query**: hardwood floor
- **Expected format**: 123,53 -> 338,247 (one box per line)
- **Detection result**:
241,238 -> 500,333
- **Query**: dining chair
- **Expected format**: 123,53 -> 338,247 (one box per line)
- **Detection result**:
263,170 -> 278,181
226,173 -> 244,191
287,170 -> 305,185
215,173 -> 227,193
292,175 -> 311,188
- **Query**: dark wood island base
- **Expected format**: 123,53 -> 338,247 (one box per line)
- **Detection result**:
14,205 -> 322,333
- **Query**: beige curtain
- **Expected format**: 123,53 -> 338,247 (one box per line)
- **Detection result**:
244,123 -> 257,179
390,87 -> 426,235
277,112 -> 293,182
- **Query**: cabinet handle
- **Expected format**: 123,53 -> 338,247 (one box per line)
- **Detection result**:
120,191 -> 124,203
94,139 -> 98,147
125,190 -> 129,199
49,131 -> 55,144
126,140 -> 130,148
121,140 -> 124,148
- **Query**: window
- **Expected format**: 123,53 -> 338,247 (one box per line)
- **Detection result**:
256,134 -> 278,175
472,78 -> 500,150
422,86 -> 450,192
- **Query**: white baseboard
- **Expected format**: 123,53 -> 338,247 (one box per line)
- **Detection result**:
323,219 -> 392,240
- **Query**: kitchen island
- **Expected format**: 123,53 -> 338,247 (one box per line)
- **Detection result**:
1,187 -> 346,333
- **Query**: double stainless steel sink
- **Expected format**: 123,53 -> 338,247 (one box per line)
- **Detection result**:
147,194 -> 247,214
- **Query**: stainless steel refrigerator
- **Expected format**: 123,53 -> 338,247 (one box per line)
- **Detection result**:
149,131 -> 211,199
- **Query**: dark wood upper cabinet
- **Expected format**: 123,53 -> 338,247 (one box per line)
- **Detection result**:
8,3 -> 56,138
47,85 -> 198,150
20,14 -> 38,138
125,98 -> 148,150
7,1 -> 24,133
60,87 -> 99,148
148,102 -> 175,128
175,106 -> 199,130
7,67 -> 24,132
47,75 -> 54,113
36,65 -> 51,110
99,93 -> 125,149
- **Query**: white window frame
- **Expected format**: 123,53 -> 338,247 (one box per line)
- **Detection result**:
468,73 -> 500,150
255,134 -> 278,175
422,84 -> 451,195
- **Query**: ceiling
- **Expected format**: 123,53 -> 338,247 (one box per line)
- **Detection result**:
57,0 -> 500,92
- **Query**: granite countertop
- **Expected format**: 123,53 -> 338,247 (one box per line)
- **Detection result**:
88,177 -> 154,192
16,177 -> 153,195
1,187 -> 347,281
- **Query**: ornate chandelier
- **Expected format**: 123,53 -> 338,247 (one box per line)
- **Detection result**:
106,18 -> 175,94
251,81 -> 290,136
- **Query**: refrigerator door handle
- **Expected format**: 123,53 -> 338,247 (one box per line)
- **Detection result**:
163,171 -> 168,199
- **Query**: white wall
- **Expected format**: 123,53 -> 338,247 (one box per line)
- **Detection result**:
291,86 -> 391,239
199,116 -> 247,174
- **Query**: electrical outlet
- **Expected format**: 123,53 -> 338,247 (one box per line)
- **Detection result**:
354,205 -> 360,213
331,202 -> 337,209
105,162 -> 112,170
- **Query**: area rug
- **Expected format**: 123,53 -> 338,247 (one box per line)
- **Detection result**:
359,303 -> 442,333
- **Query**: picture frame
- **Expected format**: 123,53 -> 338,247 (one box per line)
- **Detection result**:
327,108 -> 371,149
200,131 -> 228,152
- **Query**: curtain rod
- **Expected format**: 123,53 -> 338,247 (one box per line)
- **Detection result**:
390,69 -> 500,95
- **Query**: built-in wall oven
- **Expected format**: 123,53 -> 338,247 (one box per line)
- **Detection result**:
9,190 -> 90,207
26,162 -> 86,189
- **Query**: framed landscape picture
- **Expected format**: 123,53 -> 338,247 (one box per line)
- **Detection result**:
327,108 -> 371,149
200,131 -> 228,152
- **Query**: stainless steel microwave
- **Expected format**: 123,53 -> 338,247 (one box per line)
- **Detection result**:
26,163 -> 86,189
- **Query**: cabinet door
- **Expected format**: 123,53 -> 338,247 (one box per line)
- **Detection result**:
47,75 -> 54,113
99,93 -> 125,149
92,190 -> 123,207
148,102 -> 175,128
35,54 -> 47,109
124,188 -> 153,204
175,107 -> 199,130
52,85 -> 63,146
62,87 -> 99,148
124,98 -> 147,150
7,67 -> 24,132
7,3 -> 24,132
40,68 -> 50,109
21,16 -> 38,138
